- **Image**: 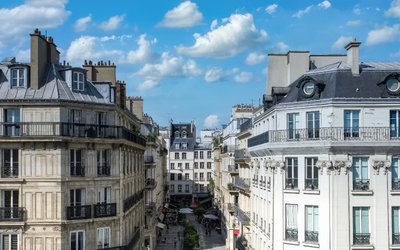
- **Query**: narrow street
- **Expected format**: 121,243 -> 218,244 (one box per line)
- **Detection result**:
187,214 -> 226,250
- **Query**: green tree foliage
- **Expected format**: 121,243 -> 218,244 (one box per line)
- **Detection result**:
184,225 -> 199,249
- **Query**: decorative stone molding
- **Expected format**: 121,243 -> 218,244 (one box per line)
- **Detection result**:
333,160 -> 352,175
316,160 -> 333,175
371,160 -> 391,175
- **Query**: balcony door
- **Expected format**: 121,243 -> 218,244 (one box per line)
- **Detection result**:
2,190 -> 18,219
3,149 -> 18,178
4,109 -> 20,136
70,149 -> 84,176
287,113 -> 299,140
69,110 -> 82,136
70,189 -> 85,218
307,111 -> 320,139
344,110 -> 360,138
97,187 -> 111,204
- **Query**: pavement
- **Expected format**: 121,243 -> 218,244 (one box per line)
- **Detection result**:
155,224 -> 184,250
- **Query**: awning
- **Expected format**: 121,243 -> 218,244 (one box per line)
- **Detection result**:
157,222 -> 166,229
179,208 -> 193,214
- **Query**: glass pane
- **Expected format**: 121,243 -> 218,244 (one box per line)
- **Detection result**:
393,207 -> 399,233
354,208 -> 361,233
3,235 -> 9,250
393,159 -> 399,180
78,231 -> 84,250
361,158 -> 368,180
361,208 -> 369,233
314,207 -> 319,231
306,206 -> 312,230
353,158 -> 360,181
71,233 -> 77,250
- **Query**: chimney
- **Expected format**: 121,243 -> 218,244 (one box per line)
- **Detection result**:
130,96 -> 144,121
82,60 -> 116,86
345,39 -> 361,76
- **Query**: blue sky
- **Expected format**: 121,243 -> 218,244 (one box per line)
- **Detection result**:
0,0 -> 399,129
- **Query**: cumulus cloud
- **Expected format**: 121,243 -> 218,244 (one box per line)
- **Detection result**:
74,15 -> 92,32
332,36 -> 353,49
385,0 -> 400,18
0,0 -> 70,45
204,115 -> 219,129
66,36 -> 122,64
176,13 -> 267,58
293,5 -> 313,18
210,19 -> 218,30
353,4 -> 361,15
265,4 -> 278,14
318,1 -> 331,9
204,67 -> 238,83
123,34 -> 157,64
99,15 -> 125,31
245,52 -> 266,65
273,42 -> 289,51
234,72 -> 253,83
346,20 -> 361,27
136,52 -> 202,91
366,24 -> 400,45
158,1 -> 203,28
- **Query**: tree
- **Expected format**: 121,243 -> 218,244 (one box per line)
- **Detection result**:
208,177 -> 215,197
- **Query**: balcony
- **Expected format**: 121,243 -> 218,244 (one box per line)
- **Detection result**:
227,165 -> 239,173
393,233 -> 400,244
222,145 -> 236,154
67,205 -> 91,220
236,236 -> 250,250
393,180 -> 400,190
2,166 -> 18,178
305,178 -> 318,190
305,231 -> 319,243
145,202 -> 155,213
144,156 -> 155,166
0,122 -> 146,146
234,149 -> 250,161
123,191 -> 143,212
353,179 -> 370,191
227,203 -> 235,212
285,228 -> 298,241
248,131 -> 269,147
285,178 -> 298,190
145,178 -> 156,189
70,165 -> 85,177
0,207 -> 24,221
353,233 -> 370,245
97,165 -> 111,176
94,203 -> 117,218
233,176 -> 250,192
233,204 -> 250,225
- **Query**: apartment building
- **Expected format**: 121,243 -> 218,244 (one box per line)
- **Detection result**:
0,29 -> 146,250
246,40 -> 400,250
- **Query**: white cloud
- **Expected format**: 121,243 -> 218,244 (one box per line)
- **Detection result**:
234,72 -> 253,83
245,52 -> 266,65
0,0 -> 70,45
293,5 -> 313,18
124,34 -> 157,64
273,42 -> 289,51
66,36 -> 122,64
158,1 -> 203,28
346,20 -> 361,27
332,36 -> 353,49
366,24 -> 400,46
265,4 -> 278,14
204,115 -> 219,129
74,15 -> 92,32
353,4 -> 361,15
136,52 -> 202,91
318,1 -> 331,9
204,67 -> 238,82
210,19 -> 218,30
385,0 -> 400,18
16,49 -> 30,62
99,15 -> 125,31
176,13 -> 267,58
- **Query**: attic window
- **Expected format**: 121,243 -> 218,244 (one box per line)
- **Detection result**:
72,72 -> 84,91
302,81 -> 315,97
11,68 -> 26,87
387,77 -> 400,94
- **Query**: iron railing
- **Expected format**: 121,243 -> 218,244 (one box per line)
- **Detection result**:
240,119 -> 252,133
248,131 -> 269,147
144,156 -> 154,164
227,203 -> 235,212
393,180 -> 400,190
305,178 -> 319,190
285,228 -> 298,241
145,178 -> 156,189
70,165 -> 85,177
0,207 -> 24,221
305,231 -> 319,243
285,178 -> 298,189
353,179 -> 370,191
94,203 -> 117,218
145,202 -> 155,213
234,204 -> 250,225
123,191 -> 143,212
67,205 -> 91,220
353,233 -> 370,245
393,233 -> 400,244
233,176 -> 250,190
0,122 -> 146,146
2,166 -> 18,178
97,165 -> 111,176
227,165 -> 239,173
235,149 -> 250,160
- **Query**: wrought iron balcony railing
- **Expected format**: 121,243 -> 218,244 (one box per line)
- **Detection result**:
0,207 -> 24,221
227,203 -> 235,212
67,205 -> 91,220
145,202 -> 155,213
285,228 -> 298,241
305,178 -> 319,190
305,231 -> 319,243
235,149 -> 250,160
353,179 -> 370,191
234,204 -> 250,225
353,233 -> 370,245
285,178 -> 298,189
94,203 -> 117,218
144,156 -> 154,164
393,233 -> 400,244
0,122 -> 146,146
145,178 -> 156,189
393,180 -> 400,190
70,165 -> 85,177
233,176 -> 251,191
97,165 -> 111,176
123,191 -> 143,212
2,166 -> 18,178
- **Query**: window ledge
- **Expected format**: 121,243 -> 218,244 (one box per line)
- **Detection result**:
303,242 -> 320,248
351,245 -> 374,250
390,245 -> 400,250
284,189 -> 300,194
351,190 -> 373,195
283,240 -> 300,246
303,190 -> 320,195
391,190 -> 400,195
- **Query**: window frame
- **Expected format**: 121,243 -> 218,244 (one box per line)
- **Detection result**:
305,157 -> 318,190
70,230 -> 85,250
285,158 -> 298,189
10,68 -> 26,88
96,227 -> 111,249
306,111 -> 320,139
287,113 -> 300,140
344,110 -> 360,138
72,71 -> 85,91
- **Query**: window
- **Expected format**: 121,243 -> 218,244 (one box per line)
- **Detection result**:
170,163 -> 175,170
185,163 -> 189,169
194,184 -> 198,191
2,190 -> 19,219
175,153 -> 179,159
194,162 -> 198,169
72,72 -> 85,91
97,187 -> 111,204
70,149 -> 84,176
285,158 -> 298,189
353,207 -> 370,245
4,109 -> 20,136
182,143 -> 188,149
200,162 -> 204,169
174,131 -> 180,138
178,185 -> 182,193
185,173 -> 189,180
185,185 -> 190,193
182,153 -> 186,159
178,174 -> 182,180
200,151 -> 204,159
305,206 -> 319,243
353,157 -> 369,190
194,173 -> 198,181
391,111 -> 400,138
207,162 -> 212,169
307,112 -> 320,139
392,158 -> 400,190
71,230 -> 85,250
70,189 -> 85,207
10,68 -> 25,87
170,173 -> 175,181
182,131 -> 187,138
69,189 -> 87,219
287,113 -> 299,140
393,207 -> 400,244
200,173 -> 204,181
170,185 -> 175,193
200,184 -> 204,191
175,143 -> 180,150
97,150 -> 110,176
344,110 -> 360,138
207,172 -> 212,180
207,151 -> 212,159
1,234 -> 18,250
178,163 -> 182,169
97,227 -> 110,249
194,152 -> 198,159
285,204 -> 298,241
3,149 -> 18,177
305,158 -> 318,190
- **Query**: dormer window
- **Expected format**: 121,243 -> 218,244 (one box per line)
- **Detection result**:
10,68 -> 26,87
72,72 -> 84,91
387,77 -> 400,95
